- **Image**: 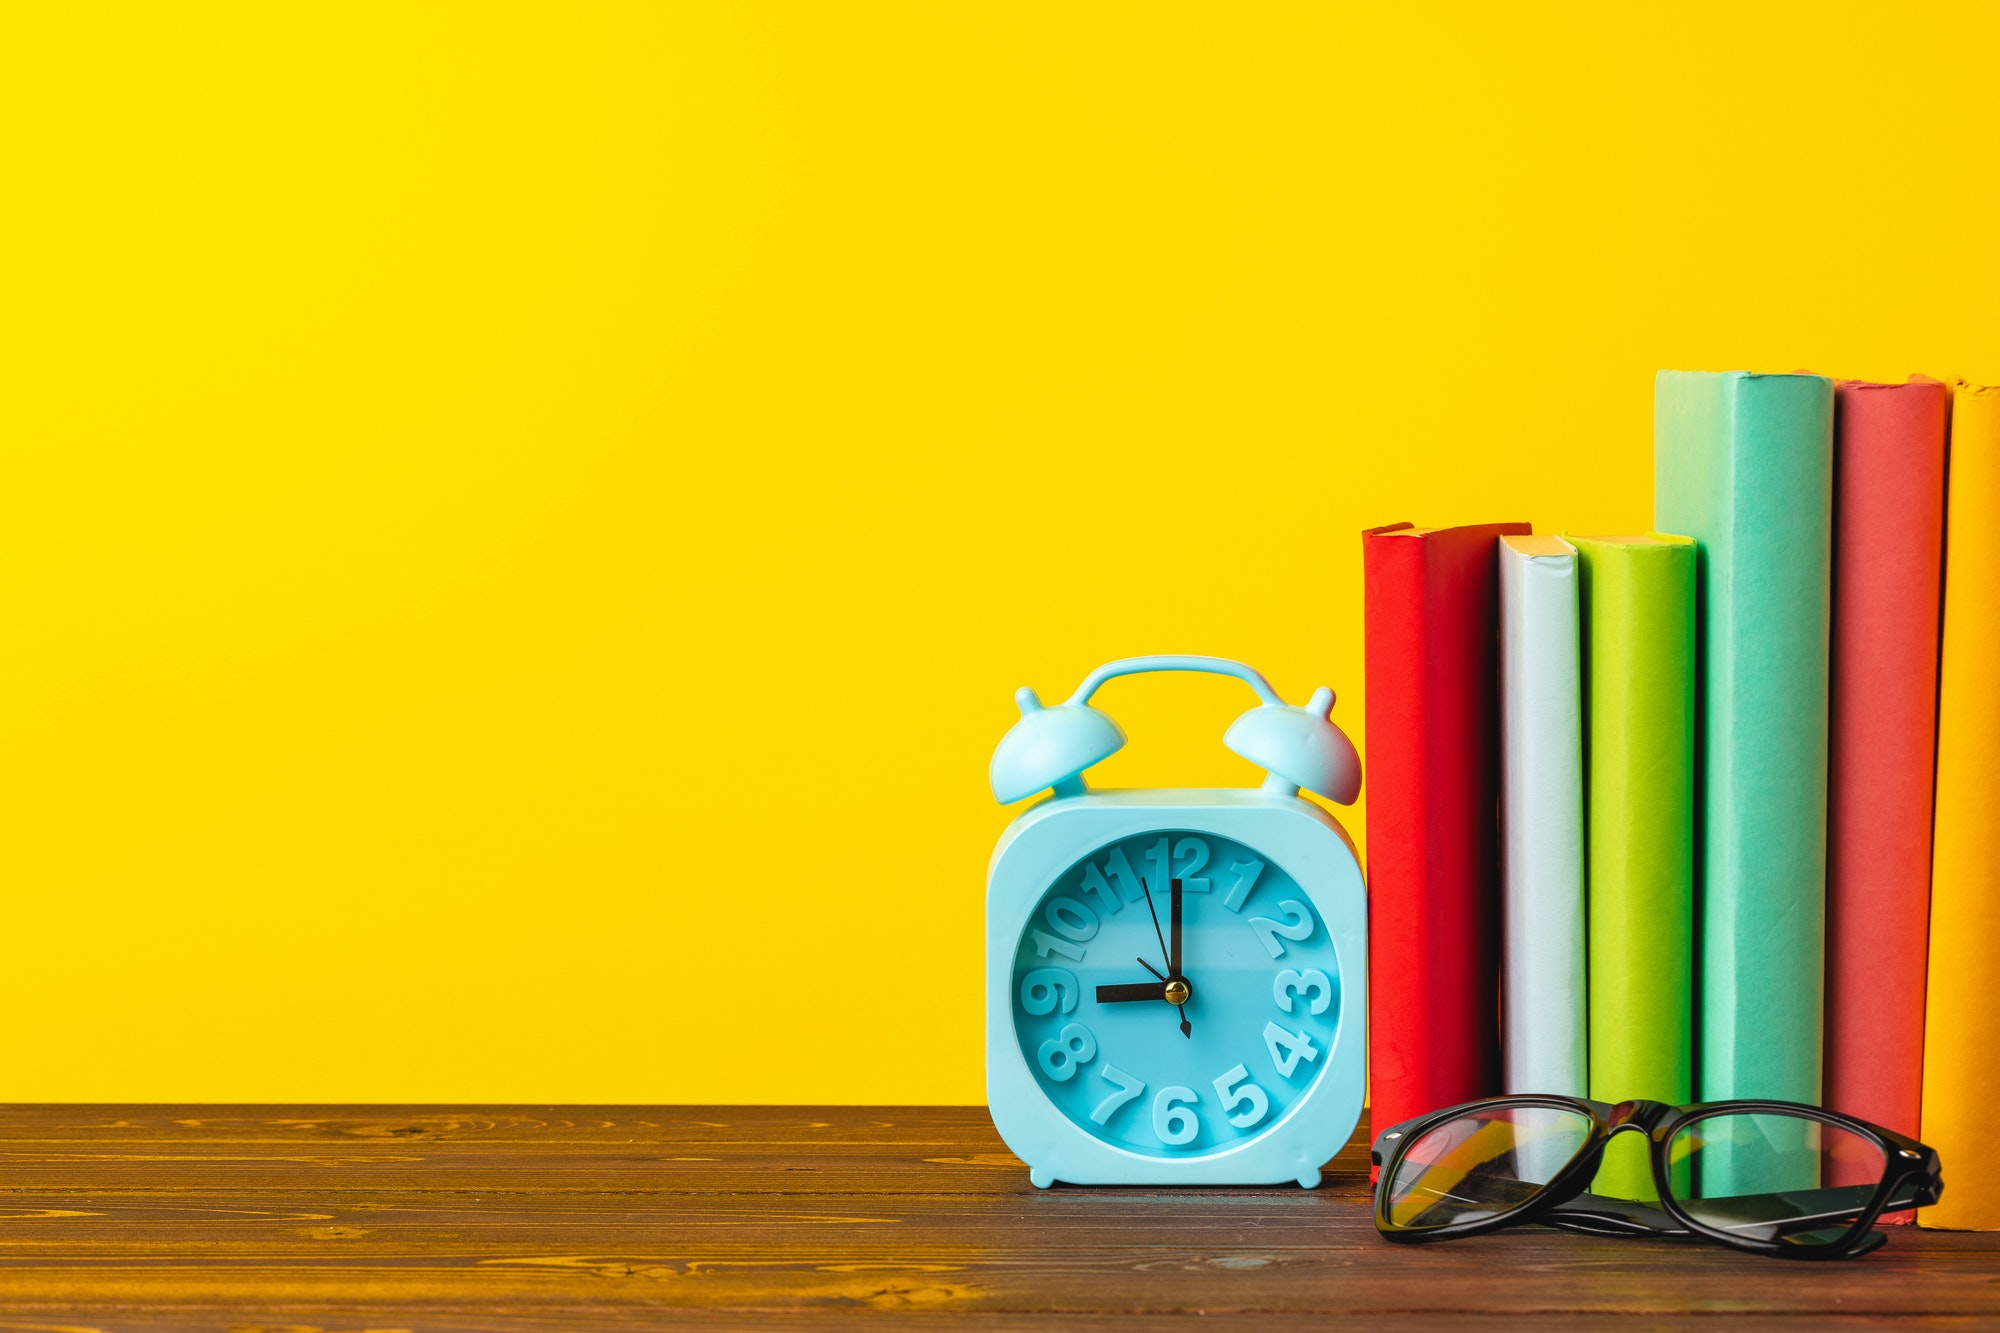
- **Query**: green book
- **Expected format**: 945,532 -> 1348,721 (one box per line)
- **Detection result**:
1569,534 -> 1695,1201
1654,371 -> 1834,1181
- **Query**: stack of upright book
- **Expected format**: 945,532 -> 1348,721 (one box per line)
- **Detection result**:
1362,370 -> 1998,1228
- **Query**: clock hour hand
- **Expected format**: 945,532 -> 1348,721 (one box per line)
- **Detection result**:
1096,981 -> 1169,1003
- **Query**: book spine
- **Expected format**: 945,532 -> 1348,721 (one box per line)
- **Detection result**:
1362,521 -> 1526,1137
1498,540 -> 1586,1097
1571,535 -> 1695,1200
1824,380 -> 1946,1166
1920,383 -> 2000,1230
1655,371 -> 1833,1136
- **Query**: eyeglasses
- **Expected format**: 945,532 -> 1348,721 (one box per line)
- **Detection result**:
1371,1095 -> 1942,1260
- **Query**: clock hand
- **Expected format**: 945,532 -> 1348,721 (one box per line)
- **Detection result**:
1140,877 -> 1172,979
1096,981 -> 1168,1003
1136,957 -> 1167,982
1170,876 -> 1190,1039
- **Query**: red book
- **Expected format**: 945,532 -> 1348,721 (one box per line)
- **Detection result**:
1363,520 -> 1529,1140
1825,380 -> 1947,1161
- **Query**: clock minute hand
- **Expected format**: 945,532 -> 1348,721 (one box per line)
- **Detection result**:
1140,877 -> 1172,977
1096,981 -> 1169,1003
1170,876 -> 1191,1040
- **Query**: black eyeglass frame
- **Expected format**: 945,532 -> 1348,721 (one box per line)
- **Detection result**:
1370,1094 -> 1943,1261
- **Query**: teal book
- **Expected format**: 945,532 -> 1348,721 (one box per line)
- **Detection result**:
1654,372 -> 1833,1170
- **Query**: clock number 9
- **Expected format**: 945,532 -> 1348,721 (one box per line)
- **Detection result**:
1152,1086 -> 1200,1146
1211,1063 -> 1270,1130
1036,1022 -> 1097,1082
1273,968 -> 1333,1016
1248,900 -> 1314,958
1020,968 -> 1079,1016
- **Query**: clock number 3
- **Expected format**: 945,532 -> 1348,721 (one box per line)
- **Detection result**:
1273,968 -> 1332,1015
1248,900 -> 1313,958
1036,1023 -> 1097,1082
1211,1063 -> 1270,1130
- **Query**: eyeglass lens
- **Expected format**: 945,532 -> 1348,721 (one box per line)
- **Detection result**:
1664,1112 -> 1889,1248
1386,1105 -> 1593,1230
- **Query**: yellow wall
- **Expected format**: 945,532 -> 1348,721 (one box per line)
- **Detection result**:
2,2 -> 1995,1102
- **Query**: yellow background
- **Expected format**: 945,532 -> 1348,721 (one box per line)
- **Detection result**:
2,2 -> 1995,1102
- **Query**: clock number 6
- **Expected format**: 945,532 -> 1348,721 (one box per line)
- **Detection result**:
1211,1063 -> 1270,1130
1036,1023 -> 1097,1082
1152,1086 -> 1200,1146
1273,968 -> 1333,1015
1249,900 -> 1314,958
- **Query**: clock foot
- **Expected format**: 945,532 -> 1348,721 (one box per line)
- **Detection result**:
1295,1167 -> 1322,1189
1029,1166 -> 1057,1189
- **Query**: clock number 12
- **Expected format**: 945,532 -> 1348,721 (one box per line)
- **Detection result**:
1141,837 -> 1211,894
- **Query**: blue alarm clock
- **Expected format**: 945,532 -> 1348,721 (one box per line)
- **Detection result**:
986,655 -> 1367,1188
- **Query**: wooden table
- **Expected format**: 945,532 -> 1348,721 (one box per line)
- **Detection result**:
0,1104 -> 1991,1330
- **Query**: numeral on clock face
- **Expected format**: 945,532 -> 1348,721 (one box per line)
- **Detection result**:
1273,968 -> 1332,1015
1079,862 -> 1121,914
1211,1063 -> 1270,1129
1021,968 -> 1079,1016
1089,1064 -> 1145,1125
1220,858 -> 1265,912
1248,899 -> 1313,958
1030,930 -> 1084,962
1152,1087 -> 1200,1146
1143,837 -> 1213,895
1043,897 -> 1098,941
1038,1023 -> 1098,1082
1263,1021 -> 1321,1078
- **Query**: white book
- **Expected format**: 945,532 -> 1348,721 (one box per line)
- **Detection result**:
1499,535 -> 1588,1097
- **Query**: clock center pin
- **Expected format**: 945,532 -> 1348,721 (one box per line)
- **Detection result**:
1163,979 -> 1191,1006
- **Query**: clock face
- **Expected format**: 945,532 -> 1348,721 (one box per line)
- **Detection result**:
1010,829 -> 1341,1159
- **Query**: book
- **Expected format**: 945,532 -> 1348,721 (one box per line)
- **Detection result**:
1824,379 -> 1947,1188
1921,381 -> 2000,1231
1654,372 -> 1834,1156
1498,535 -> 1586,1099
1362,520 -> 1531,1138
1568,533 -> 1695,1200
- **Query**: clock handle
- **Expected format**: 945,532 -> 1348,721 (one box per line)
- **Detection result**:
1066,654 -> 1285,708
991,656 -> 1362,807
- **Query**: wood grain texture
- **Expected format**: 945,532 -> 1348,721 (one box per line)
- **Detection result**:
0,1104 -> 1988,1331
